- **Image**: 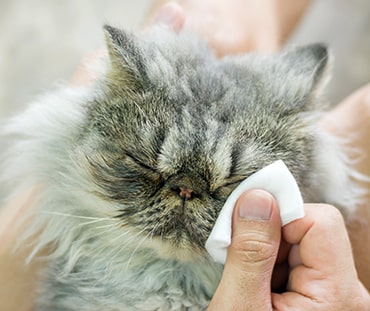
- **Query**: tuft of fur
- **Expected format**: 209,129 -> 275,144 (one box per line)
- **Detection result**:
0,26 -> 361,310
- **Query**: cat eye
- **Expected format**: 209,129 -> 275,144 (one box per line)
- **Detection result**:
219,180 -> 243,189
211,177 -> 246,200
123,152 -> 158,173
220,175 -> 248,189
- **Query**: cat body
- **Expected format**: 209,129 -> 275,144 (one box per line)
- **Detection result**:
1,26 -> 357,310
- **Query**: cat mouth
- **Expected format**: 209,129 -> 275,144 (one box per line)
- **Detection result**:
159,213 -> 211,248
139,216 -> 212,261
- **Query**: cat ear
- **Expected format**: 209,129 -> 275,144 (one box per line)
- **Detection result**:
103,25 -> 149,91
277,43 -> 331,110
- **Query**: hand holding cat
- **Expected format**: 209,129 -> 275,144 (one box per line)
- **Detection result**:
151,0 -> 370,297
147,0 -> 311,56
208,189 -> 370,310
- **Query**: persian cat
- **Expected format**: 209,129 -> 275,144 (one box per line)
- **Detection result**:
1,26 -> 358,310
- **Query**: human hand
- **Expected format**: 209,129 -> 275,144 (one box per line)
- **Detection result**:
151,0 -> 370,298
274,203 -> 369,310
147,0 -> 311,56
208,189 -> 370,310
321,84 -> 370,289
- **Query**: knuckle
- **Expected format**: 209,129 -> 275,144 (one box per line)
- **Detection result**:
230,238 -> 276,265
321,204 -> 345,227
308,203 -> 345,228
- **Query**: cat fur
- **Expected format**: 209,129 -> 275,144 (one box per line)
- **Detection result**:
0,26 -> 361,310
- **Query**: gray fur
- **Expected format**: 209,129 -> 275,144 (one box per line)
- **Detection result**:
0,26 -> 359,310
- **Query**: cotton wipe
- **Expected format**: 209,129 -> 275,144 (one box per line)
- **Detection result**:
205,160 -> 304,264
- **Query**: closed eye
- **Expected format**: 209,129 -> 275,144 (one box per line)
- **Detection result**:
219,180 -> 244,189
220,175 -> 247,188
124,152 -> 157,172
211,176 -> 247,200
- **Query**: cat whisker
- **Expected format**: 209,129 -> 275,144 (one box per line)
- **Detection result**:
109,226 -> 137,243
69,221 -> 122,247
148,222 -> 160,241
104,227 -> 147,265
104,228 -> 149,273
77,218 -> 114,227
125,229 -> 153,271
95,222 -> 120,229
41,211 -> 113,221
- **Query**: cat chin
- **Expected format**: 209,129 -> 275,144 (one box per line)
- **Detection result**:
143,237 -> 208,262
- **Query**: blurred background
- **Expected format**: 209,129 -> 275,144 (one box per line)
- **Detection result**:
0,0 -> 369,121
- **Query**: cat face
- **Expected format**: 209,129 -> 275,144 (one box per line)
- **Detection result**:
78,26 -> 329,259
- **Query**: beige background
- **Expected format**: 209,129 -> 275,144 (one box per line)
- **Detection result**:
0,0 -> 369,121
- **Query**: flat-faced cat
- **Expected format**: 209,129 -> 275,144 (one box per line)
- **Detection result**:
1,26 -> 359,310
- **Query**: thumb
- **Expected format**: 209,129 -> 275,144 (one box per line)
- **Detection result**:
209,190 -> 281,310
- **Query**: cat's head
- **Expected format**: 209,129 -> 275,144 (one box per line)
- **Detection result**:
78,26 -> 329,260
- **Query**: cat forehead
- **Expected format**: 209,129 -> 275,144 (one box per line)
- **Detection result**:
129,31 -> 260,98
104,26 -> 329,114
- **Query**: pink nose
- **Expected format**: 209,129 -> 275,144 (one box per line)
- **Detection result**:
179,187 -> 194,200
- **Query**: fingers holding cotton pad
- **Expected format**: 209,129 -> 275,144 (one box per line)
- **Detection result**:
205,160 -> 305,264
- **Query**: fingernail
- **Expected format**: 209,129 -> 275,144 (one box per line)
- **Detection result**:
238,190 -> 273,220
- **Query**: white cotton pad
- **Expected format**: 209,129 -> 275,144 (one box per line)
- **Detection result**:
205,160 -> 305,264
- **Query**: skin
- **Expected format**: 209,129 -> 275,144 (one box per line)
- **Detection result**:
0,188 -> 41,311
147,0 -> 311,56
321,84 -> 370,289
208,191 -> 370,310
1,0 -> 369,310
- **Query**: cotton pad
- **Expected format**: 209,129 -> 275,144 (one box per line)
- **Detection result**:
205,160 -> 305,264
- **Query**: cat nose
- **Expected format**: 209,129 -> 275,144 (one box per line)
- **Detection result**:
168,174 -> 205,200
170,185 -> 197,200
178,187 -> 194,200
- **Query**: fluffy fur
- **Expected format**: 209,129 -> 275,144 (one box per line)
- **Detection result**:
0,26 -> 360,310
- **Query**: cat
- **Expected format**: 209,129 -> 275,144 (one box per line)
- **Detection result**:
1,25 -> 359,310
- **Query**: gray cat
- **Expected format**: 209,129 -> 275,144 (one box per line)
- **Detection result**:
1,25 -> 359,310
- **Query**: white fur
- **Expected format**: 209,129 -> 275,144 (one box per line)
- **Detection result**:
1,83 -> 223,310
